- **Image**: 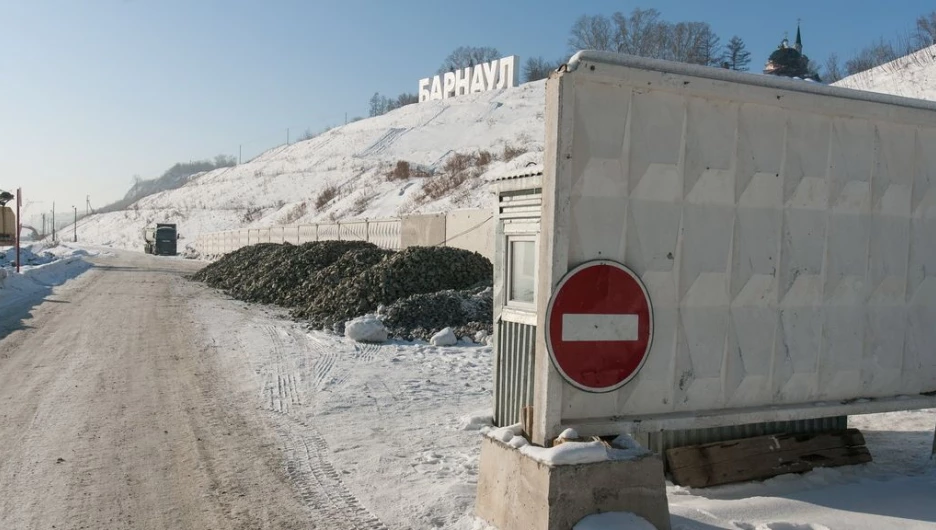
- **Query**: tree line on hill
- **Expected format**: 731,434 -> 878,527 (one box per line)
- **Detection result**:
96,155 -> 236,214
366,8 -> 936,114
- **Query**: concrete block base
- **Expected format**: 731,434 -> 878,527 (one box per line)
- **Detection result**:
476,436 -> 671,530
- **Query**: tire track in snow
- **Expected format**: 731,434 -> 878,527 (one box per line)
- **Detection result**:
276,415 -> 389,530
251,320 -> 390,528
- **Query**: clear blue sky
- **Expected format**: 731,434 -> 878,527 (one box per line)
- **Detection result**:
1,0 -> 932,222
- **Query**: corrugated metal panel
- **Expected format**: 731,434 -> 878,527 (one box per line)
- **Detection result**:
499,189 -> 542,222
638,416 -> 849,461
490,165 -> 544,182
494,320 -> 536,427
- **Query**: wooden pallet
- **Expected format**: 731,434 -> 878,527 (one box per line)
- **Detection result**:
666,428 -> 872,488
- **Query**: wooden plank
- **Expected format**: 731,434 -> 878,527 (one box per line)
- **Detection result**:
666,429 -> 865,470
666,429 -> 872,488
669,445 -> 871,488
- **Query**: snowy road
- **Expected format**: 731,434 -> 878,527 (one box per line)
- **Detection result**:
0,251 -> 314,529
2,248 -> 933,530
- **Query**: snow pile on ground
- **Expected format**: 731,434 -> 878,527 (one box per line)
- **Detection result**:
343,315 -> 388,343
192,241 -> 493,339
65,80 -> 547,252
574,512 -> 657,530
482,425 -> 653,466
834,44 -> 936,101
0,243 -> 96,307
0,243 -> 84,269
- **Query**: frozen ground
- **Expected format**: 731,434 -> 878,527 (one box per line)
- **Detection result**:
190,287 -> 936,530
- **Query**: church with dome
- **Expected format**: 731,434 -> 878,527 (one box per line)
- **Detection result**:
763,24 -> 821,82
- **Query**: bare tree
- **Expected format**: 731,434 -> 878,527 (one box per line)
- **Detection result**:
665,21 -> 720,65
721,36 -> 751,71
568,14 -> 615,52
916,11 -> 936,48
567,8 -> 724,67
369,92 -> 387,118
523,57 -> 561,82
612,8 -> 668,57
845,38 -> 900,75
438,46 -> 500,73
824,53 -> 845,83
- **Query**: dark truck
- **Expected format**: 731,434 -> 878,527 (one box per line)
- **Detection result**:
143,223 -> 178,256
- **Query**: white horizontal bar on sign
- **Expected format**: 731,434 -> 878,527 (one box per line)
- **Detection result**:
562,314 -> 638,342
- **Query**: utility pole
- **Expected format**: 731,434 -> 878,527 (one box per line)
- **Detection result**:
345,112 -> 348,125
286,128 -> 290,146
86,195 -> 90,216
42,213 -> 46,238
52,201 -> 55,243
239,144 -> 242,165
73,206 -> 77,243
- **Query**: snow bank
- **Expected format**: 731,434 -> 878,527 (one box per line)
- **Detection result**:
481,425 -> 652,466
344,315 -> 388,343
0,244 -> 96,306
573,512 -> 656,530
458,411 -> 493,431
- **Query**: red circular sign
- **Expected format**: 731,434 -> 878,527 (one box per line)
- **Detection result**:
546,260 -> 653,393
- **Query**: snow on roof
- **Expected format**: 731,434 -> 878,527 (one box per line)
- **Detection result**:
568,50 -> 936,112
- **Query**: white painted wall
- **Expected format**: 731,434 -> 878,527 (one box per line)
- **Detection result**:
533,52 -> 936,443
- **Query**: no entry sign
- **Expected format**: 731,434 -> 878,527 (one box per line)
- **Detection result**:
546,260 -> 653,393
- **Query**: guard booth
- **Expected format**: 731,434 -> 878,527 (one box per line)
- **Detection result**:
491,166 -> 544,428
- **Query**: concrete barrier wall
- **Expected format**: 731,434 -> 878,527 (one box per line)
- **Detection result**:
400,213 -> 446,248
195,209 -> 495,259
445,209 -> 494,258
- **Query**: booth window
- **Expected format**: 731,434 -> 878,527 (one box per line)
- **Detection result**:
507,237 -> 536,306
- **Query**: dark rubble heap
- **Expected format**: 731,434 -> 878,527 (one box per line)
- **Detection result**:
191,241 -> 493,340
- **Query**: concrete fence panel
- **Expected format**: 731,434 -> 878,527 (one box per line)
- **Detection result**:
340,221 -> 368,242
445,209 -> 494,259
401,213 -> 446,248
318,223 -> 340,241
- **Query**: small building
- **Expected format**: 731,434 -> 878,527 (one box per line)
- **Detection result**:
490,164 -> 543,428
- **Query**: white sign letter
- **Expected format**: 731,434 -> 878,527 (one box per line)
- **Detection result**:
497,56 -> 518,89
471,64 -> 485,94
443,72 -> 456,99
455,67 -> 471,96
418,78 -> 431,102
483,60 -> 498,90
430,75 -> 443,100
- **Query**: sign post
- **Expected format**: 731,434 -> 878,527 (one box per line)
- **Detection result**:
15,188 -> 21,273
545,260 -> 653,393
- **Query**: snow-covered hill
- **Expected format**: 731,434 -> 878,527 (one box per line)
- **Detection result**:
70,45 -> 936,253
833,44 -> 936,100
72,81 -> 546,251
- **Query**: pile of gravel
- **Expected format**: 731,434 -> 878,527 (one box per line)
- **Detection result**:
191,243 -> 292,293
193,242 -> 493,340
380,285 -> 493,341
192,240 -> 385,306
295,246 -> 492,330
